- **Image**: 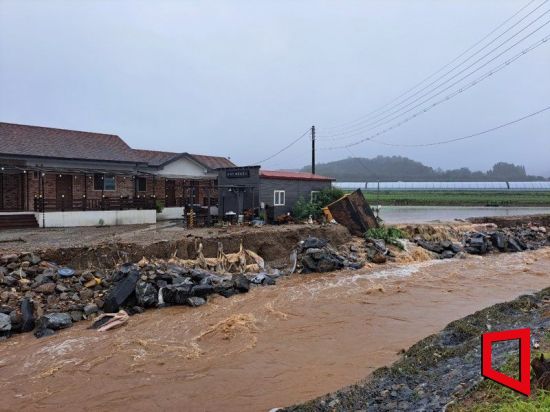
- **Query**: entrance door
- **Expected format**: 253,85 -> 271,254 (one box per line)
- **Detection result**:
0,173 -> 23,211
56,175 -> 73,210
166,180 -> 176,207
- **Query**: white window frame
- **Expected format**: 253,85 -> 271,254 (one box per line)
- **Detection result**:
274,190 -> 285,206
310,191 -> 320,202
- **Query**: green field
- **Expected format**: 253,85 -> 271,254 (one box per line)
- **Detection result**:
360,191 -> 550,207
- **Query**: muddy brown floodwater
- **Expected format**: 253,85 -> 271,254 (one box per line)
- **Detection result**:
1,249 -> 549,412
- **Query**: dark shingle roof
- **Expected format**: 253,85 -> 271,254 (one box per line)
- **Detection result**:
132,149 -> 181,166
0,122 -> 143,163
0,122 -> 237,170
133,150 -> 235,170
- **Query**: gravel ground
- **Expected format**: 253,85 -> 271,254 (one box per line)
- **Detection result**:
284,287 -> 550,412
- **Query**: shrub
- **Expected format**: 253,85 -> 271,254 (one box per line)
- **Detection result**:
155,200 -> 164,214
315,187 -> 345,207
292,187 -> 346,220
293,197 -> 319,220
365,226 -> 407,249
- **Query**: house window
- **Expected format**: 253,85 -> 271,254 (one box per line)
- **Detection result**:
311,191 -> 320,202
94,174 -> 116,191
136,177 -> 147,192
274,190 -> 285,206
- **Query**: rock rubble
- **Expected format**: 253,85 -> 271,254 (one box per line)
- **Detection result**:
0,251 -> 281,341
413,224 -> 549,258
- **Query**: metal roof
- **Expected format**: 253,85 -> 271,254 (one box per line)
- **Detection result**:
260,170 -> 335,181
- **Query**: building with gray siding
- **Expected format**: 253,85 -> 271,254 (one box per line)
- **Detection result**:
217,167 -> 334,220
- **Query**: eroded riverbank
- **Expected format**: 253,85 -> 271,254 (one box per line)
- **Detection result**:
1,248 -> 549,411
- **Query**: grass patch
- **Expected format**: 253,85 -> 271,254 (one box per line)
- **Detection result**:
360,191 -> 550,207
452,332 -> 550,411
365,226 -> 407,249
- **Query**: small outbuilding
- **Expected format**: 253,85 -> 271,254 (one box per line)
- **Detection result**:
217,166 -> 334,221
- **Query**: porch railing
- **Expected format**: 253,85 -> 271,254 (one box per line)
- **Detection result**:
33,197 -> 157,212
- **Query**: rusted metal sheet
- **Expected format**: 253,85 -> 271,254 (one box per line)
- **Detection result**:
326,189 -> 378,236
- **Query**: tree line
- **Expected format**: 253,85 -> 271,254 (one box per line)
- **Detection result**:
300,156 -> 547,182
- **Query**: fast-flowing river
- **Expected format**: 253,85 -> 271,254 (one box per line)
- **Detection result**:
1,249 -> 549,412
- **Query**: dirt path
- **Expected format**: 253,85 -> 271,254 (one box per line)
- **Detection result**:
1,249 -> 549,412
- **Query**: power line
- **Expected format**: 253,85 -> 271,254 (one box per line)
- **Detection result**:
319,32 -> 550,150
367,105 -> 550,147
321,0 -> 545,132
254,128 -> 311,164
318,9 -> 550,140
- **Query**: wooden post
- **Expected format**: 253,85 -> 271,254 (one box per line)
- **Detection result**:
25,171 -> 29,211
207,187 -> 211,226
20,171 -> 24,211
101,173 -> 105,210
83,173 -> 87,211
41,172 -> 45,228
0,171 -> 3,210
36,171 -> 40,212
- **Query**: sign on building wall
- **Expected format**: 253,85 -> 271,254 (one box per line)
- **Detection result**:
226,169 -> 250,178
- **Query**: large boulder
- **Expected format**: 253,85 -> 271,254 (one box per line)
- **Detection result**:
315,254 -> 345,272
186,297 -> 206,307
135,281 -> 158,308
490,232 -> 508,251
37,313 -> 72,330
302,237 -> 328,250
20,298 -> 35,333
103,270 -> 140,313
162,284 -> 193,305
0,313 -> 11,332
415,239 -> 444,254
507,237 -> 524,252
232,274 -> 250,293
191,284 -> 214,297
464,234 -> 489,255
366,247 -> 387,264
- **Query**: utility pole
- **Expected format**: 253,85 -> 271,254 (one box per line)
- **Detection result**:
311,125 -> 316,174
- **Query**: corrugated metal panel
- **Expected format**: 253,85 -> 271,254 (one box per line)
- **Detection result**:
334,181 -> 550,191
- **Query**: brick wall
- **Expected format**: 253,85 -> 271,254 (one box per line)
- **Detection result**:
20,172 -> 218,210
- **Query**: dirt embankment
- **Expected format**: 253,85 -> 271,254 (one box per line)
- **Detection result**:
467,213 -> 550,227
40,224 -> 351,269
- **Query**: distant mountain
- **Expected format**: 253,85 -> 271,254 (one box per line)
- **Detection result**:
300,156 -> 547,182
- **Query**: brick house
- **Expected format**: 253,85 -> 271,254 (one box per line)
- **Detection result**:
0,122 -> 234,228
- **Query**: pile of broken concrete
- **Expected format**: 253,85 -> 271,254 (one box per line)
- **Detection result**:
297,237 -> 364,273
414,238 -> 463,259
414,225 -> 549,258
0,252 -> 280,340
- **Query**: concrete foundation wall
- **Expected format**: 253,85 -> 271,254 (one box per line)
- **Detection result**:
35,209 -> 156,228
157,207 -> 184,220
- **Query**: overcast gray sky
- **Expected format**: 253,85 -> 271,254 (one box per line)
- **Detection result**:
1,0 -> 549,176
